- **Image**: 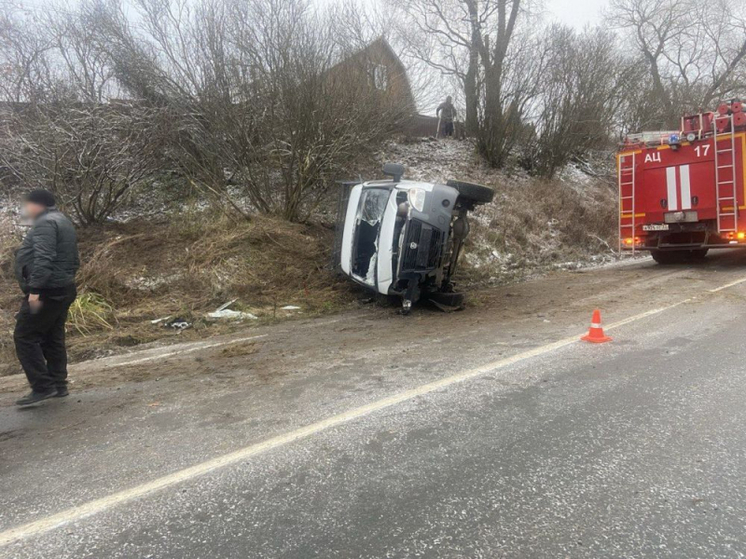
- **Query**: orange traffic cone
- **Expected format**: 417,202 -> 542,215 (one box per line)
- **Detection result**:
581,309 -> 612,343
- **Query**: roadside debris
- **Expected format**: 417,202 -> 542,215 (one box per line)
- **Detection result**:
208,309 -> 258,320
207,300 -> 258,321
150,316 -> 191,329
214,300 -> 237,313
169,318 -> 191,330
281,305 -> 301,311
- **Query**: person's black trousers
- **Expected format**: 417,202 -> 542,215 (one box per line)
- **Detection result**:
14,285 -> 77,393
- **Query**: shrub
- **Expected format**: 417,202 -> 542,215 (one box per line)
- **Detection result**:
67,292 -> 116,335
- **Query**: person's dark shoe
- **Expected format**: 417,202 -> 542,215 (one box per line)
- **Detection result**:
16,390 -> 56,406
55,386 -> 69,398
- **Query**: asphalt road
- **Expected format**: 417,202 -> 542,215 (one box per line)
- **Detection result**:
3,253 -> 746,558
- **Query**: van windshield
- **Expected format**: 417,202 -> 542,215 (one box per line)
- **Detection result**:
352,188 -> 390,285
360,188 -> 389,225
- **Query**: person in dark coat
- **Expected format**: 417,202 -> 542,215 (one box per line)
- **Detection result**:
13,189 -> 79,406
436,96 -> 457,138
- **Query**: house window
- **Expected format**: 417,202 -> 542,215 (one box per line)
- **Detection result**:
372,64 -> 388,91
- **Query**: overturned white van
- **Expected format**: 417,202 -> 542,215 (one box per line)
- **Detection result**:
335,164 -> 494,314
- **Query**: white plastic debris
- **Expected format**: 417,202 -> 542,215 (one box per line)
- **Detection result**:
281,305 -> 301,310
214,299 -> 238,313
206,299 -> 257,320
207,309 -> 258,320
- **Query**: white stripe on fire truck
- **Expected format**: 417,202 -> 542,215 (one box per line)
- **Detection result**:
666,167 -> 678,211
680,165 -> 692,210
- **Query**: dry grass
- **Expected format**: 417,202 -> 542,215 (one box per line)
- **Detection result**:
220,341 -> 262,358
68,293 -> 116,335
0,211 -> 22,376
73,211 -> 350,309
462,173 -> 618,285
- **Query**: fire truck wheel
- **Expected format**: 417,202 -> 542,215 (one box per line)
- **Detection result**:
689,249 -> 709,260
651,249 -> 707,264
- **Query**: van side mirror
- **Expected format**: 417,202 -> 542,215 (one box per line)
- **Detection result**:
382,163 -> 405,182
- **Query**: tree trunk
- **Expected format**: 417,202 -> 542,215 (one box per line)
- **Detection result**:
464,1 -> 481,137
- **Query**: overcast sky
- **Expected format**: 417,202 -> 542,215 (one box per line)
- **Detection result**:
10,0 -> 609,29
546,0 -> 608,28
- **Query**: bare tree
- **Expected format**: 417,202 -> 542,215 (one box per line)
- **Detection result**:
394,0 -> 543,167
45,4 -> 118,103
524,26 -> 640,177
90,0 -> 411,222
0,102 -> 169,225
607,0 -> 746,127
0,8 -> 56,103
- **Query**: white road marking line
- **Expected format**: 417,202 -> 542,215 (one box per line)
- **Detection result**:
2,277 -> 746,548
104,335 -> 268,368
709,277 -> 746,293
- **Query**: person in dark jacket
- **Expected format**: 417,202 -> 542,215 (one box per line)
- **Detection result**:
436,96 -> 457,138
14,189 -> 79,406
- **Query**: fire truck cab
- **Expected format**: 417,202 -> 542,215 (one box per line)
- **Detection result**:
619,100 -> 746,263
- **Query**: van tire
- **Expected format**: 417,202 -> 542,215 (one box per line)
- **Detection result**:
428,291 -> 465,310
446,180 -> 494,205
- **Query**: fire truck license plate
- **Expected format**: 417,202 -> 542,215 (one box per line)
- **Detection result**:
643,224 -> 669,231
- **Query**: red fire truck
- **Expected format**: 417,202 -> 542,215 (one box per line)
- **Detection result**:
619,100 -> 746,263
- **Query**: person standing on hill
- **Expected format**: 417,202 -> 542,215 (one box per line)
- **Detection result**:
13,189 -> 79,406
436,96 -> 457,138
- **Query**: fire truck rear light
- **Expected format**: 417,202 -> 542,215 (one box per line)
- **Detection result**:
738,232 -> 745,240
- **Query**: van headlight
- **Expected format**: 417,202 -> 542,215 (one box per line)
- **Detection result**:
407,188 -> 426,212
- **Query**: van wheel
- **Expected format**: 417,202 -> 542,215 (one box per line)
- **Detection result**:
446,180 -> 494,205
428,291 -> 465,311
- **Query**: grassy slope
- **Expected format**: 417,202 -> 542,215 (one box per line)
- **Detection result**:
0,214 -> 355,375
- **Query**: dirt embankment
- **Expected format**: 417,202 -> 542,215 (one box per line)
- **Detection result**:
0,139 -> 618,377
0,213 -> 357,376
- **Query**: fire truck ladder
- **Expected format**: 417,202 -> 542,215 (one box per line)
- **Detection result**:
714,114 -> 738,234
618,152 -> 636,254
